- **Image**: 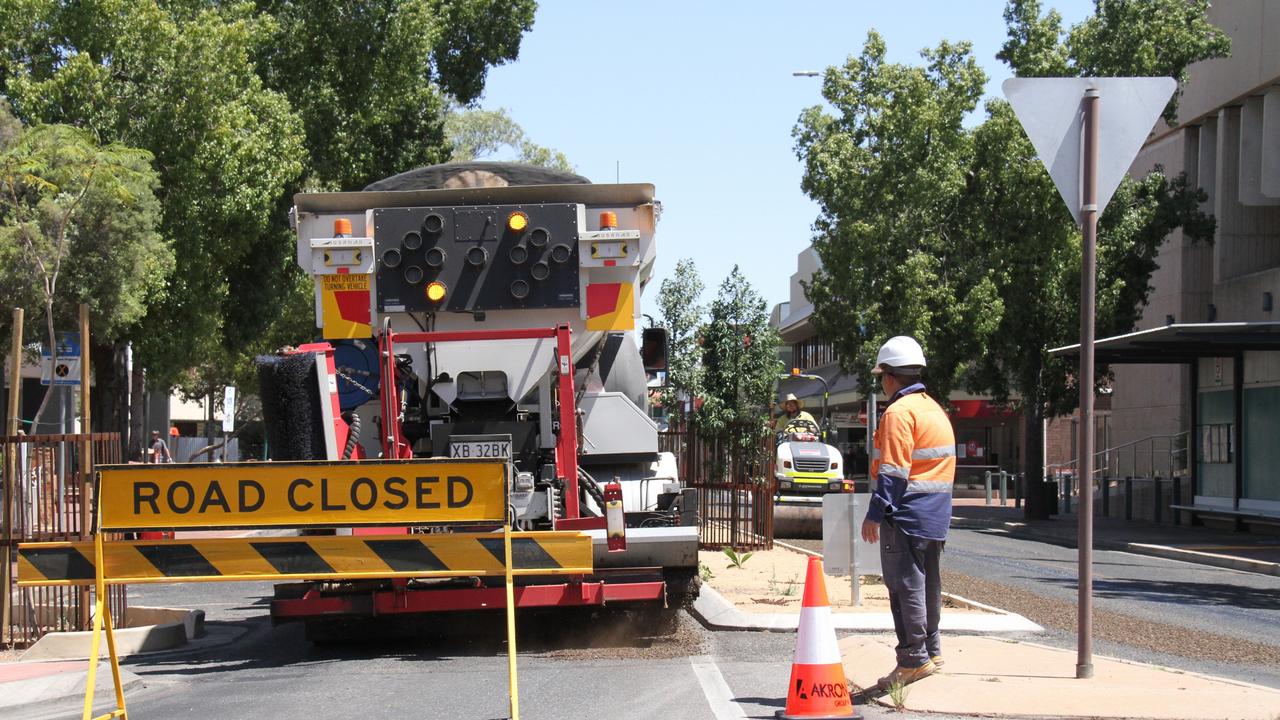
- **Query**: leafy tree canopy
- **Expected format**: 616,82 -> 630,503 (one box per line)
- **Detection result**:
999,0 -> 1231,122
655,257 -> 706,414
445,106 -> 573,172
698,265 -> 781,465
0,0 -> 539,395
794,31 -> 1002,400
0,118 -> 167,379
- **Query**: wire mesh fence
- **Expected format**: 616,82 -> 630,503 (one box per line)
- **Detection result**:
660,419 -> 775,551
2,432 -> 126,647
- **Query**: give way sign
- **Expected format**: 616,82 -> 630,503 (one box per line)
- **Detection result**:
1002,77 -> 1176,225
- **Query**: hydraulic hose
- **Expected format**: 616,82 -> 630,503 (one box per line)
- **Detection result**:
341,411 -> 361,459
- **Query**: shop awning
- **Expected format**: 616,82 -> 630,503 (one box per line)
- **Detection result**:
1049,322 -> 1280,364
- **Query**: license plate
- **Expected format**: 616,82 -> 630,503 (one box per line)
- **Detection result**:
450,440 -> 511,459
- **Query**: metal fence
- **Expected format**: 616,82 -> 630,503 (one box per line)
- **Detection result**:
660,420 -> 775,551
2,433 -> 126,646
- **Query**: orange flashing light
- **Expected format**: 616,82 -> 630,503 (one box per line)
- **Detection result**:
791,367 -> 801,376
333,218 -> 352,236
425,281 -> 447,303
599,211 -> 618,229
508,211 -> 529,232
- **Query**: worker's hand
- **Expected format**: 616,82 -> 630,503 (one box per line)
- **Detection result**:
861,518 -> 879,544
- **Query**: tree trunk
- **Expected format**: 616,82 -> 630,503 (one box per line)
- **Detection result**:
1021,399 -> 1050,519
128,365 -> 146,462
89,340 -> 120,438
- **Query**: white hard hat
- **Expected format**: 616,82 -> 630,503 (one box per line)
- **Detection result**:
871,336 -> 926,374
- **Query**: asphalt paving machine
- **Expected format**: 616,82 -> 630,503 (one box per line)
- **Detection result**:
261,163 -> 699,632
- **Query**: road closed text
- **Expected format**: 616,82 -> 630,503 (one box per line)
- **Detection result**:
97,460 -> 507,529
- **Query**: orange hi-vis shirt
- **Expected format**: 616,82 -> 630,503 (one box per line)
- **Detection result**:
868,384 -> 956,540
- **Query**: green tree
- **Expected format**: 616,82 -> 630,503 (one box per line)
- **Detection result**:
655,258 -> 706,419
965,100 -> 1214,517
0,1 -> 540,414
3,2 -> 306,395
0,121 -> 166,424
254,0 -> 534,190
795,3 -> 1228,519
793,31 -> 1002,401
984,0 -> 1226,516
698,266 -> 781,476
445,106 -> 574,172
1001,0 -> 1230,122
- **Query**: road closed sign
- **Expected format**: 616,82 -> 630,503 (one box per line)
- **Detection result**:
96,459 -> 508,530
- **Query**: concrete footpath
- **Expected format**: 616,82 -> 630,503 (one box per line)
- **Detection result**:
844,634 -> 1280,719
0,660 -> 144,717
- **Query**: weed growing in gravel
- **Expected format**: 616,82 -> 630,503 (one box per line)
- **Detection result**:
766,571 -> 799,596
722,547 -> 753,569
699,562 -> 714,582
885,681 -> 909,711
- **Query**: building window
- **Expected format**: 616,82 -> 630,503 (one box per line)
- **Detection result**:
1200,423 -> 1233,464
791,338 -> 837,370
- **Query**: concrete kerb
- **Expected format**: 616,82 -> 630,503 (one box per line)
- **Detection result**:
20,606 -> 205,662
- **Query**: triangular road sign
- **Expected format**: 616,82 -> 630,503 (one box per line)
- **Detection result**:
1002,77 -> 1176,225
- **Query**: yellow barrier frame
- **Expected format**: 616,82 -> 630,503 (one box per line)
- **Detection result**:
45,459 -> 562,720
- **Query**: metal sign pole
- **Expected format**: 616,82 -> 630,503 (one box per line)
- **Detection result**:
504,521 -> 520,720
2,308 -> 22,643
1076,89 -> 1099,680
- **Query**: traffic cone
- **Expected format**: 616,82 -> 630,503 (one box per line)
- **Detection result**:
777,556 -> 859,720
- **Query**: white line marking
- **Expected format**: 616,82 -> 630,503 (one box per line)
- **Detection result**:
690,655 -> 749,720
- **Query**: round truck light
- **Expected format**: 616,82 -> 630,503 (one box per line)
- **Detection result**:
507,211 -> 529,232
782,460 -> 791,469
425,281 -> 447,302
828,482 -> 842,491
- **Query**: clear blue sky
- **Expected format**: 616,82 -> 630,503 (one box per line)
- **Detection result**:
480,1 -> 1094,317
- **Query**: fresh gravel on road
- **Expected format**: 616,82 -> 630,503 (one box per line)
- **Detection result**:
939,568 -> 1280,666
784,536 -> 1280,667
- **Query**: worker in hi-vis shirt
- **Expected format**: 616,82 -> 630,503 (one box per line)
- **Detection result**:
860,335 -> 956,690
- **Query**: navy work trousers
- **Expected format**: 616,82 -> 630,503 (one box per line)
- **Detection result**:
879,519 -> 943,669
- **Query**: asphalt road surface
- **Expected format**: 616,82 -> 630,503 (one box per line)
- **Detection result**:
20,581 -> 971,720
789,525 -> 1280,688
21,526 -> 1279,719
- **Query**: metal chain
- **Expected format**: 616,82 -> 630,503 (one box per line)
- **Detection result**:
335,366 -> 376,398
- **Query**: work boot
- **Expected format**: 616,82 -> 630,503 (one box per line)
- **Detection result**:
930,655 -> 945,668
877,660 -> 937,690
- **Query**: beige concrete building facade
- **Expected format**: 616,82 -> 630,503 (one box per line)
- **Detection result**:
1115,2 -> 1280,518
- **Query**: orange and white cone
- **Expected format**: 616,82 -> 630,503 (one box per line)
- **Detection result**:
777,556 -> 859,720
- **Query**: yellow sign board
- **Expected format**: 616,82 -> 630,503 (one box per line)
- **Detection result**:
319,272 -> 373,339
97,459 -> 507,530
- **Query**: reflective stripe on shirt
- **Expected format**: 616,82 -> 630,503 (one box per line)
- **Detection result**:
911,445 -> 956,460
879,462 -> 910,479
905,480 -> 953,494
